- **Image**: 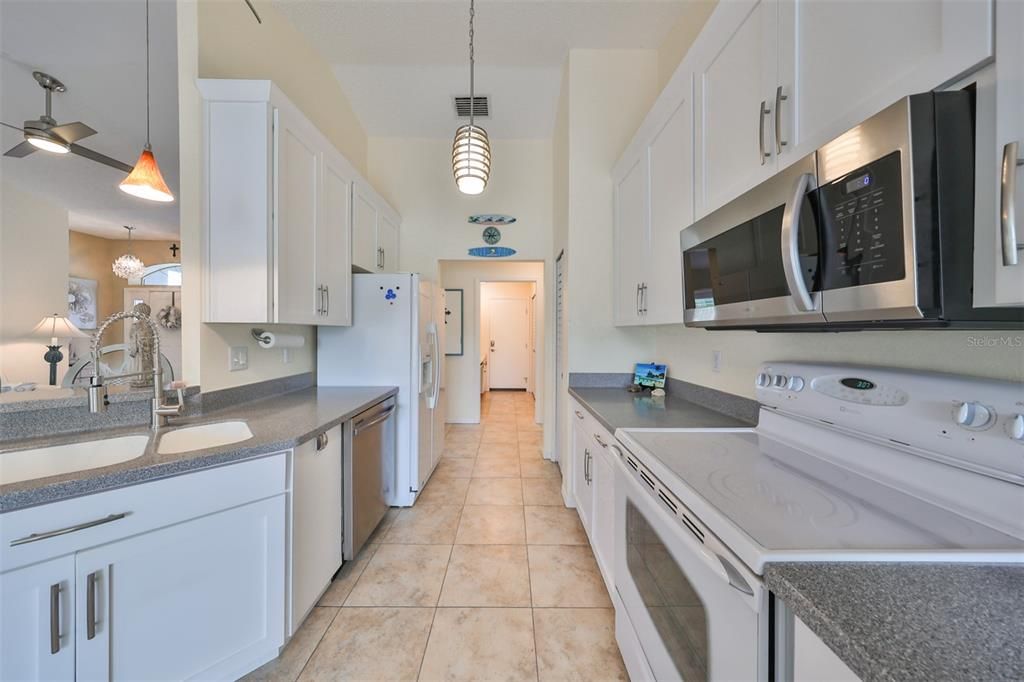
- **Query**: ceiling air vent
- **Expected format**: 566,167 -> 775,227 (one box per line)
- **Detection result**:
454,96 -> 489,118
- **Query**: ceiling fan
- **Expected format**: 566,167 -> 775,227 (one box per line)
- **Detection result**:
1,71 -> 132,173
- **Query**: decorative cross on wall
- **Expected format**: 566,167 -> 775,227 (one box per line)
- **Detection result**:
169,243 -> 180,258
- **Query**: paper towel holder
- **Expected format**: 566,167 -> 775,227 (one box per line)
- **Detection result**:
251,328 -> 272,344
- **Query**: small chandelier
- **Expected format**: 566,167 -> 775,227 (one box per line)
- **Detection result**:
112,225 -> 146,280
452,0 -> 490,195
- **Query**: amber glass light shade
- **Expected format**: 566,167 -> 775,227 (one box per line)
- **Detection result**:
119,147 -> 174,202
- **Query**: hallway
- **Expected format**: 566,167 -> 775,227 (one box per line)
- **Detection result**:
244,391 -> 627,681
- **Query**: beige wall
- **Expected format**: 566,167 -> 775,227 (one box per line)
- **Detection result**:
0,182 -> 70,386
656,1 -> 717,92
441,261 -> 546,438
197,0 -> 368,176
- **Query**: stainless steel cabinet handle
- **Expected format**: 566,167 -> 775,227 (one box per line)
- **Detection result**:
10,512 -> 128,547
635,283 -> 641,316
775,86 -> 788,155
759,100 -> 771,165
86,571 -> 98,640
1001,141 -> 1023,266
640,283 -> 647,314
353,405 -> 396,435
316,285 -> 324,315
574,410 -> 584,420
316,431 -> 329,451
325,285 -> 330,316
49,583 -> 61,654
593,433 -> 608,448
780,172 -> 817,312
583,449 -> 591,484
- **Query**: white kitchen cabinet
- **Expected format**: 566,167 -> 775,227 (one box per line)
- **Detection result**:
693,0 -> 780,217
571,417 -> 594,532
589,436 -> 616,588
199,79 -> 354,326
0,556 -> 75,681
289,426 -> 343,634
352,180 -> 402,273
612,154 -> 650,326
75,496 -> 286,681
778,0 -> 993,164
793,615 -> 860,682
973,0 -> 1024,307
321,150 -> 355,324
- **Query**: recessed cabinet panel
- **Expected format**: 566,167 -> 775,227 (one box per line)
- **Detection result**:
321,152 -> 354,325
0,556 -> 75,681
613,155 -> 650,326
572,418 -> 594,532
352,184 -> 380,273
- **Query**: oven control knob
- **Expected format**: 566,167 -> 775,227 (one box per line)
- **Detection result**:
955,401 -> 993,429
756,372 -> 771,388
772,374 -> 788,388
1009,414 -> 1024,442
787,376 -> 805,392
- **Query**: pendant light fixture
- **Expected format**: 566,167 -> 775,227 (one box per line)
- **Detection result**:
112,226 -> 146,280
452,0 -> 491,195
119,0 -> 174,203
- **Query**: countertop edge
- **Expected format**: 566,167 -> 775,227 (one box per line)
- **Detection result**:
0,386 -> 398,514
567,385 -> 757,434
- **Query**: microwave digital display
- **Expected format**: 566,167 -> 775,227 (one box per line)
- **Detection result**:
844,173 -> 872,194
840,377 -> 876,391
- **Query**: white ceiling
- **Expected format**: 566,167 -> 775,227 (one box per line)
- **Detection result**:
0,0 -> 179,239
274,0 -> 691,138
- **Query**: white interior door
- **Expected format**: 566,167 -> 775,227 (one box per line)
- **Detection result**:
488,298 -> 530,389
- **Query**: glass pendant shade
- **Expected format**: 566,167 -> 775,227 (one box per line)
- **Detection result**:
119,147 -> 174,203
452,124 -> 491,195
112,253 -> 146,280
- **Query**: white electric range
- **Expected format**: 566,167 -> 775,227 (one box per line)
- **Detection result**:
610,362 -> 1024,682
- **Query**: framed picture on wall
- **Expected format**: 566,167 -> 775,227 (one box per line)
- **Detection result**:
445,288 -> 464,356
68,277 -> 98,330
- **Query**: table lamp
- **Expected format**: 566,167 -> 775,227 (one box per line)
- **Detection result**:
30,314 -> 89,386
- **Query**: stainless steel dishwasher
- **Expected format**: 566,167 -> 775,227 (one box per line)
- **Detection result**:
344,397 -> 396,559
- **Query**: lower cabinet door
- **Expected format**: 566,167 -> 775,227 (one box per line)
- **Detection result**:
591,445 -> 616,585
75,496 -> 287,681
571,420 -> 594,532
0,555 -> 75,682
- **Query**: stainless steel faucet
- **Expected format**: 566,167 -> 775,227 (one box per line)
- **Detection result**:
87,310 -> 183,429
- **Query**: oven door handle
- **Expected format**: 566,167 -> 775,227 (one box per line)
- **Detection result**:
780,171 -> 817,312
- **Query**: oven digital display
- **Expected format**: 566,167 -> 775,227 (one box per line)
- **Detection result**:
841,377 -> 876,391
844,173 -> 872,193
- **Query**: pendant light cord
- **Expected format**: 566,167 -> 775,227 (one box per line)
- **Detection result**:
145,0 -> 151,149
469,0 -> 475,129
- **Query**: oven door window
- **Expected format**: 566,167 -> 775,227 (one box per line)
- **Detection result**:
683,202 -> 820,309
626,499 -> 708,681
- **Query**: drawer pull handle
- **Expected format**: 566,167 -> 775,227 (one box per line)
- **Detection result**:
10,513 -> 129,547
592,433 -> 608,448
574,410 -> 584,420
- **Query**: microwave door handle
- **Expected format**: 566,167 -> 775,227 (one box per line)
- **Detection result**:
1001,141 -> 1022,266
781,172 -> 816,312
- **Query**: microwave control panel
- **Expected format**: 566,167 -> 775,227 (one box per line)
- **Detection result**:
817,151 -> 906,290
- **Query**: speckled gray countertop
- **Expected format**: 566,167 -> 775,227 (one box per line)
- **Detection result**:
766,562 -> 1024,681
0,386 -> 397,513
568,386 -> 756,432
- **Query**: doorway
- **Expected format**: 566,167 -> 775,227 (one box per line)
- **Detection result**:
481,282 -> 535,390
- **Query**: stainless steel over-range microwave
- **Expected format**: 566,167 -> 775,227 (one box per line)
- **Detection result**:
681,92 -> 1024,330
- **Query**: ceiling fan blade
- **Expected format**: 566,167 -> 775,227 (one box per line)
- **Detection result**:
69,144 -> 133,173
4,141 -> 37,158
50,121 -> 97,144
1,121 -> 27,133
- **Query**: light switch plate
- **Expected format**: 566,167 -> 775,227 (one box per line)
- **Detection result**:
229,346 -> 249,372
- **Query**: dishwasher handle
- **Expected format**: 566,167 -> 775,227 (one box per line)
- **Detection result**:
353,405 -> 396,436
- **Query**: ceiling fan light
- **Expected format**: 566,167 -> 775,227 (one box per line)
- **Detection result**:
119,147 -> 174,202
26,133 -> 69,154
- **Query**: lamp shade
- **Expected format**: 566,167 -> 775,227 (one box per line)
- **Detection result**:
30,314 -> 89,344
452,124 -> 491,195
119,147 -> 174,203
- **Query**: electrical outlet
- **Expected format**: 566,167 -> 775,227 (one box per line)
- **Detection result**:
229,346 -> 249,372
283,348 -> 291,364
711,350 -> 722,373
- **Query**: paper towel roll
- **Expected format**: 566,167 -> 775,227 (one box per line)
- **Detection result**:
256,332 -> 305,350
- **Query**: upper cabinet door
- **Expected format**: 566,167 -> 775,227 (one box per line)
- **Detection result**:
613,153 -> 650,326
646,93 -> 694,325
352,183 -> 379,273
777,0 -> 993,163
377,212 -> 399,273
275,106 -> 321,325
694,0 -> 779,217
320,151 -> 354,325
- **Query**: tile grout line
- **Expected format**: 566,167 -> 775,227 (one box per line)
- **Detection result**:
292,605 -> 343,682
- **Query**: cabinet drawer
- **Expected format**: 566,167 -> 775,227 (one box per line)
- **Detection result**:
1,453 -> 287,572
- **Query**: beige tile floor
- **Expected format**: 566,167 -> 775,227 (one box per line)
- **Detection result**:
245,391 -> 627,682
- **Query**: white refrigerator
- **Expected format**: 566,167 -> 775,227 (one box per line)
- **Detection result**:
318,273 -> 444,507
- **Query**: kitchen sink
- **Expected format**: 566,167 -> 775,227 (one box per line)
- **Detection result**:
0,435 -> 150,485
157,421 -> 254,455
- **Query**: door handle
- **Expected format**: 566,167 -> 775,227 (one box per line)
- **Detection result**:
86,571 -> 98,640
775,86 -> 788,155
635,283 -> 641,316
49,583 -> 61,654
325,285 -> 330,316
640,283 -> 647,315
759,100 -> 771,165
593,433 -> 608,448
1001,141 -> 1023,266
316,431 -> 329,451
353,405 -> 396,435
317,285 -> 324,315
574,410 -> 584,420
583,449 -> 591,484
780,172 -> 817,312
10,512 -> 128,546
